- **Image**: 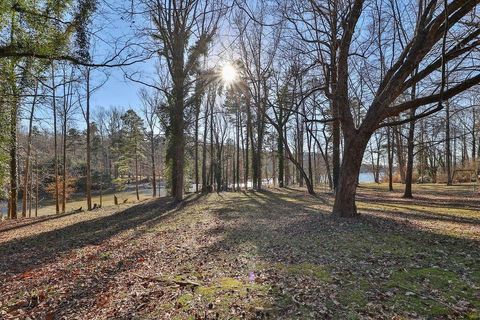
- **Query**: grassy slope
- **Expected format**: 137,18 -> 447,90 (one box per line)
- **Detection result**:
0,184 -> 479,319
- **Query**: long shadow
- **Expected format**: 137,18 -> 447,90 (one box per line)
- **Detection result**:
0,194 -> 201,275
359,202 -> 480,225
204,189 -> 480,318
357,193 -> 480,211
0,210 -> 84,234
361,205 -> 480,227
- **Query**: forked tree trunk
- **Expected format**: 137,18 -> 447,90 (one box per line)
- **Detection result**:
332,133 -> 369,217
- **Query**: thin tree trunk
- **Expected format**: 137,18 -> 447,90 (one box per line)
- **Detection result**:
62,105 -> 67,214
209,96 -> 214,189
404,77 -> 418,198
395,126 -> 406,184
446,100 -> 452,185
135,151 -> 140,201
236,109 -> 241,190
9,100 -> 18,219
201,94 -> 209,191
150,133 -> 157,198
22,80 -> 38,217
244,120 -> 249,190
29,163 -> 33,217
35,156 -> 39,217
387,127 -> 394,191
86,68 -> 92,210
194,99 -> 200,192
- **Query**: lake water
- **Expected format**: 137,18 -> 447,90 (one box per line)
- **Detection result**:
358,172 -> 376,183
1,175 -> 379,218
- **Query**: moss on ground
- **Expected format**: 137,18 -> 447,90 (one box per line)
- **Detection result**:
386,267 -> 479,316
279,262 -> 331,281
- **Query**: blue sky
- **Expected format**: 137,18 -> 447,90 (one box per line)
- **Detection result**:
90,68 -> 143,109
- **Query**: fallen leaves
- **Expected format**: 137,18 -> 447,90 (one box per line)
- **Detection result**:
0,189 -> 479,319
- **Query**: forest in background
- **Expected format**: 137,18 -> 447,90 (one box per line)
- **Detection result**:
0,0 -> 479,219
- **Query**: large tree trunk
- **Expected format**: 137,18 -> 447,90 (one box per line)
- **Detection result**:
332,133 -> 369,217
168,42 -> 186,201
169,102 -> 185,201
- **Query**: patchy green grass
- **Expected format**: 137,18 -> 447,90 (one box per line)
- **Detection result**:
277,262 -> 331,281
386,267 -> 479,316
1,185 -> 479,319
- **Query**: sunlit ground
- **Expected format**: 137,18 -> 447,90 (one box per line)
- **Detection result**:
0,185 -> 478,318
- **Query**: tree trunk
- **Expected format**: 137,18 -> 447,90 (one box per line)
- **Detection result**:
245,108 -> 251,190
395,126 -> 406,184
472,107 -> 476,161
201,96 -> 209,191
9,101 -> 18,219
277,126 -> 284,187
236,109 -> 241,190
135,151 -> 140,201
332,134 -> 369,217
404,109 -> 416,198
387,127 -> 394,192
445,100 -> 452,185
22,81 -> 38,217
86,68 -> 92,210
52,65 -> 59,214
35,157 -> 38,217
194,99 -> 200,192
29,157 -> 33,217
168,46 -> 186,201
209,96 -> 214,189
150,133 -> 157,198
62,105 -> 67,213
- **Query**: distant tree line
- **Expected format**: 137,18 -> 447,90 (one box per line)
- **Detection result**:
0,0 -> 479,219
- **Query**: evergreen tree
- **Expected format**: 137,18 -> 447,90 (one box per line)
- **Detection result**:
119,110 -> 145,201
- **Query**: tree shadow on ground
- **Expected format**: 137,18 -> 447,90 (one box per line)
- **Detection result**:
0,194 -> 201,275
204,189 -> 480,319
0,210 -> 84,234
360,202 -> 480,225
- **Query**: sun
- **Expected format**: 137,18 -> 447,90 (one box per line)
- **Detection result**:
221,63 -> 237,84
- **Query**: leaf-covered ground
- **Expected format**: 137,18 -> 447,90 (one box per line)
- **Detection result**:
0,185 -> 479,319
